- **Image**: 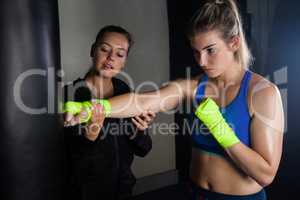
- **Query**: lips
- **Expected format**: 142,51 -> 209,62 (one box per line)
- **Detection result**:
103,62 -> 114,70
203,68 -> 214,71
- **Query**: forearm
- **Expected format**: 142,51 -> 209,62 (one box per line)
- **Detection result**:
108,81 -> 185,118
226,143 -> 276,187
108,92 -> 152,118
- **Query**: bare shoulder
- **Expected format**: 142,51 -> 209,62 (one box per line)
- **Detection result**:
249,72 -> 280,97
248,72 -> 282,116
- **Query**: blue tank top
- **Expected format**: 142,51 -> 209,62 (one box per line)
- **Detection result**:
191,70 -> 252,156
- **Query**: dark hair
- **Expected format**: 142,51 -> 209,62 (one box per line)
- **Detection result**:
90,25 -> 133,57
187,0 -> 252,68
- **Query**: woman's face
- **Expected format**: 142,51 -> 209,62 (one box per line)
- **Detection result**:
190,30 -> 237,78
92,32 -> 129,78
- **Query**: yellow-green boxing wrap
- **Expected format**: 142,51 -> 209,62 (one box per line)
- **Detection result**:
63,101 -> 92,123
195,98 -> 240,148
63,99 -> 111,123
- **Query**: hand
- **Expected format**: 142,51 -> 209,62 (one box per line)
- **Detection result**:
132,111 -> 156,131
63,101 -> 92,126
84,103 -> 106,141
64,110 -> 89,127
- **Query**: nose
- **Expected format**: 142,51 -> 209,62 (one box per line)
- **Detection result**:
199,53 -> 207,67
107,51 -> 115,61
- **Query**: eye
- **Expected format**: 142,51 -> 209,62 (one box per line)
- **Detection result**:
100,47 -> 110,52
116,50 -> 127,58
117,53 -> 126,58
207,48 -> 216,55
98,44 -> 111,53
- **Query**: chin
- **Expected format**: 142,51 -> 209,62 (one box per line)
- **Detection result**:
99,70 -> 116,78
205,71 -> 217,78
205,69 -> 224,79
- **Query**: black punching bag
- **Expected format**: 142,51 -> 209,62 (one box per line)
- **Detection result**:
0,0 -> 64,200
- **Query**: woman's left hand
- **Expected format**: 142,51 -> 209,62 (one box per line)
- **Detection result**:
132,111 -> 156,131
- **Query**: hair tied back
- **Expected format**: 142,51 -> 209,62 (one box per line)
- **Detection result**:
215,0 -> 224,5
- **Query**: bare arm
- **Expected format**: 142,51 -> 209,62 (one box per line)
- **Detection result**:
108,79 -> 198,118
225,81 -> 284,187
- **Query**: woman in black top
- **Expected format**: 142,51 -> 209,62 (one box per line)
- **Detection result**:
64,25 -> 154,200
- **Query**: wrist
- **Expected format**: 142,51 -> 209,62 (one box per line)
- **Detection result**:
210,119 -> 240,148
195,98 -> 240,148
63,101 -> 82,114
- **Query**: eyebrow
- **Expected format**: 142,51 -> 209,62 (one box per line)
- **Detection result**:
202,43 -> 217,50
101,42 -> 127,52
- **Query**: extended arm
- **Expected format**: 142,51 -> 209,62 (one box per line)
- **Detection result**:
108,79 -> 196,118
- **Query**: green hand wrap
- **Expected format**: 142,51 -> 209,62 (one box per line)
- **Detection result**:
63,101 -> 82,114
63,99 -> 111,124
63,101 -> 92,123
195,98 -> 240,148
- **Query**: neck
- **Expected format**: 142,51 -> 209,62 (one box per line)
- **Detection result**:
86,74 -> 113,98
94,74 -> 112,87
213,62 -> 245,87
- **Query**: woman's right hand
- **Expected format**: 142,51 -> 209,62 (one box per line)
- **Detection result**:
83,103 -> 106,141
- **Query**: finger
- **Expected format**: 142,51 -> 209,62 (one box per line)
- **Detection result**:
64,112 -> 78,127
91,104 -> 104,120
92,109 -> 105,124
90,108 -> 98,123
64,120 -> 72,127
132,118 -> 141,127
87,117 -> 103,130
92,103 -> 101,113
68,115 -> 80,126
141,113 -> 151,122
133,117 -> 149,131
132,118 -> 145,131
134,116 -> 149,129
64,112 -> 74,122
78,108 -> 90,122
93,115 -> 105,125
134,116 -> 147,127
147,110 -> 156,118
88,123 -> 101,135
131,118 -> 139,126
